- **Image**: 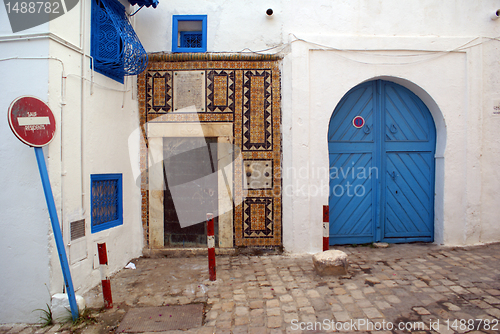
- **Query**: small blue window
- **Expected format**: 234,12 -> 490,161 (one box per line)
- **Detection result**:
172,15 -> 207,53
91,174 -> 123,233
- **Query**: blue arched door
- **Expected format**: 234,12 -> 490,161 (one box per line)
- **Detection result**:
328,80 -> 436,244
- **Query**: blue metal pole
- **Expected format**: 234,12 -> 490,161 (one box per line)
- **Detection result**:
34,147 -> 79,321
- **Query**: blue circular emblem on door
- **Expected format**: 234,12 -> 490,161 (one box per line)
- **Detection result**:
352,116 -> 365,128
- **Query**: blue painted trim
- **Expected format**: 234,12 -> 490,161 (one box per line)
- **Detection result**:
35,148 -> 79,321
90,173 -> 123,233
172,15 -> 207,53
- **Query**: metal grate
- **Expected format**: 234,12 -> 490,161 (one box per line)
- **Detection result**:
91,0 -> 148,83
180,32 -> 202,48
70,219 -> 86,241
91,174 -> 122,233
92,179 -> 119,226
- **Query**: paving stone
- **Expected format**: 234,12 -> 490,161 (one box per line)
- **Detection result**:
299,314 -> 316,323
330,303 -> 343,312
485,308 -> 500,318
443,302 -> 461,311
298,306 -> 314,314
290,289 -> 304,297
279,295 -> 293,303
295,297 -> 310,308
385,295 -> 401,304
333,311 -> 350,322
249,327 -> 266,334
221,301 -> 234,312
234,316 -> 249,326
267,308 -> 281,316
413,306 -> 431,315
283,312 -> 298,323
483,296 -> 500,304
235,306 -> 249,316
470,299 -> 492,309
267,316 -> 283,328
305,290 -> 321,299
337,295 -> 354,304
374,300 -> 391,310
362,307 -> 384,319
273,286 -> 287,294
267,299 -> 280,309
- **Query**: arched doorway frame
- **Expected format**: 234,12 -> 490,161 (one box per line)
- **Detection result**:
328,76 -> 446,244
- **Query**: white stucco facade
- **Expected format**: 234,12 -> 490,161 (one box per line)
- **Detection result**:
134,0 -> 500,253
0,0 -> 142,323
1,0 -> 500,323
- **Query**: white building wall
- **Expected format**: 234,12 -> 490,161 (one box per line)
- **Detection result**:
0,15 -> 53,324
0,0 -> 143,323
134,0 -> 500,252
46,0 -> 143,296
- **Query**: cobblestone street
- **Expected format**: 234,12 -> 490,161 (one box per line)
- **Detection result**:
1,243 -> 500,334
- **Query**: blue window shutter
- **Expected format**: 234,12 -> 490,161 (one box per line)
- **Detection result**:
91,0 -> 124,83
91,0 -> 148,83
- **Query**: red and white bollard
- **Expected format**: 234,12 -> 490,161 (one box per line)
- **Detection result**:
323,205 -> 329,251
207,213 -> 216,281
97,243 -> 113,309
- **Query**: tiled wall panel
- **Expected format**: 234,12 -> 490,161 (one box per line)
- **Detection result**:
138,56 -> 281,247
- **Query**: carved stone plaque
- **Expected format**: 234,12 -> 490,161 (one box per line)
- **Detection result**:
244,160 -> 273,189
173,71 -> 206,112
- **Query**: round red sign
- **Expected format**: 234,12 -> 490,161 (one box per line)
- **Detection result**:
8,96 -> 56,147
352,116 -> 365,129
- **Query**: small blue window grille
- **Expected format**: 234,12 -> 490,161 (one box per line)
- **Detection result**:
91,0 -> 148,83
172,15 -> 207,53
91,174 -> 123,233
180,31 -> 203,48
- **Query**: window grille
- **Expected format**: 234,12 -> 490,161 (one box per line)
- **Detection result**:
91,0 -> 148,83
172,15 -> 207,53
180,32 -> 203,48
91,174 -> 123,233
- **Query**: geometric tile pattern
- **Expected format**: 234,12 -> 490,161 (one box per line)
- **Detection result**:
137,57 -> 281,247
242,70 -> 272,151
244,197 -> 273,237
207,70 -> 235,112
146,71 -> 172,113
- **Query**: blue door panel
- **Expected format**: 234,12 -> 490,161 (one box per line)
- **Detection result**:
384,85 -> 430,142
328,84 -> 374,143
329,80 -> 435,245
384,152 -> 433,240
329,152 -> 374,243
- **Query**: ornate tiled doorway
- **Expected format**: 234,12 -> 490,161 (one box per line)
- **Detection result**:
138,54 -> 282,250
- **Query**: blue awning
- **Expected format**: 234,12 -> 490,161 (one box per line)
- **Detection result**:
128,0 -> 159,8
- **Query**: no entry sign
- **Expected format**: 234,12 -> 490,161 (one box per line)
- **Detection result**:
7,96 -> 78,319
8,96 -> 56,147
